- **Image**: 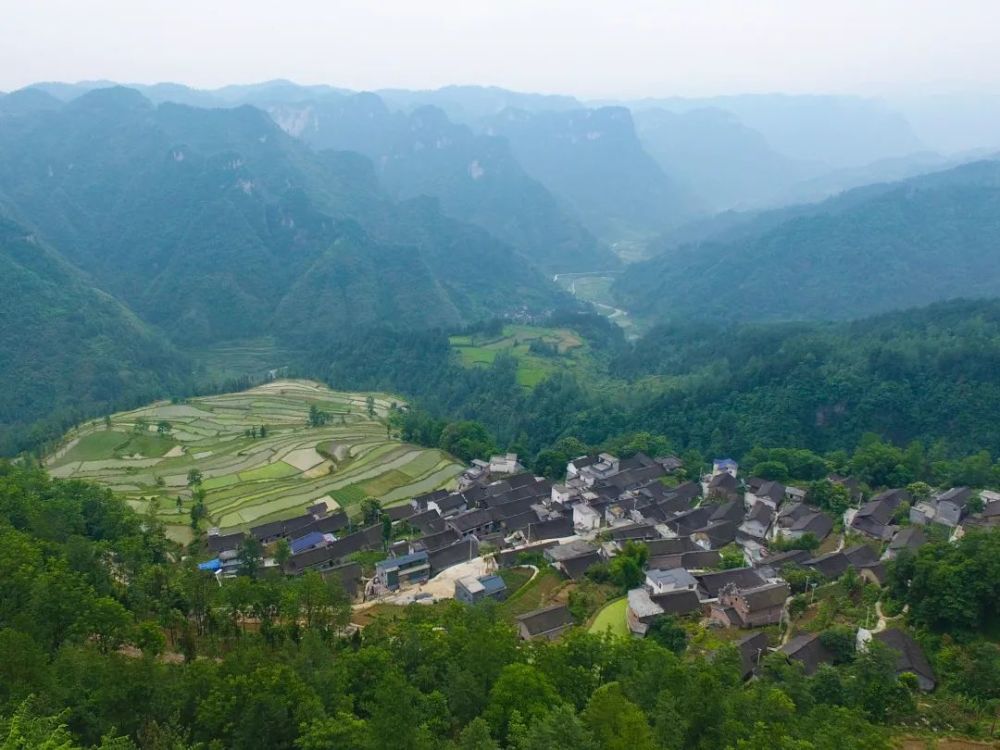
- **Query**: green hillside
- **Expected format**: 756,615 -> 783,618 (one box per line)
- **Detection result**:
615,159 -> 1000,322
0,216 -> 190,455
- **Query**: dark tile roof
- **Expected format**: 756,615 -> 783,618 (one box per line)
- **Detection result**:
708,500 -> 744,524
874,629 -> 935,688
207,531 -> 245,554
888,526 -> 927,552
323,561 -> 363,598
413,528 -> 461,552
737,632 -> 770,680
647,549 -> 722,572
668,506 -> 715,535
740,581 -> 791,610
527,516 -> 574,541
448,508 -> 495,533
408,509 -> 446,535
428,538 -> 479,574
516,604 -> 573,637
789,511 -> 834,538
650,588 -> 702,616
560,550 -> 601,580
937,486 -> 972,508
780,633 -> 833,675
299,510 -> 350,536
383,504 -> 417,522
645,537 -> 699,557
695,520 -> 738,548
696,568 -> 766,599
507,472 -> 540,489
610,523 -> 659,541
755,549 -> 810,570
251,512 -> 314,540
413,489 -> 449,509
490,495 -> 539,519
499,510 -> 540,532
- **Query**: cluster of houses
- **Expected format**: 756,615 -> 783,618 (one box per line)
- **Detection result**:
197,448 -> 1000,689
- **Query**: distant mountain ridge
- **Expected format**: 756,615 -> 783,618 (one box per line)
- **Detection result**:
614,159 -> 1000,322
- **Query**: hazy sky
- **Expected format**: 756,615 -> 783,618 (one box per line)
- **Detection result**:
3,0 -> 1000,98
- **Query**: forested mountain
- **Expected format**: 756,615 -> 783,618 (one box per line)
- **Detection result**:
266,92 -> 616,271
615,159 -> 1000,322
486,106 -> 702,241
0,86 -> 561,345
0,217 -> 189,455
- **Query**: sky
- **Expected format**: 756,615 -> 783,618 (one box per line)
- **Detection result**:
3,0 -> 1000,98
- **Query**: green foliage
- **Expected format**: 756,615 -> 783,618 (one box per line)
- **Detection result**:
438,421 -> 496,463
646,616 -> 688,654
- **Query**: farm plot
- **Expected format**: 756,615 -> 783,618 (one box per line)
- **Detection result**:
46,379 -> 464,536
449,325 -> 588,388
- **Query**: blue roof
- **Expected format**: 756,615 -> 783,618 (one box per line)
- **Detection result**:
198,558 -> 222,571
375,549 -> 429,572
478,574 -> 507,595
290,531 -> 327,554
714,458 -> 738,467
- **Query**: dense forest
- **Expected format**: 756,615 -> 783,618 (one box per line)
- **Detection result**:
4,461 -> 1000,749
310,299 -> 1000,471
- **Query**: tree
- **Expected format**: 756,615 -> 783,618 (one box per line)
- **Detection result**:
308,405 -> 330,428
752,461 -> 790,482
438,421 -> 497,463
646,616 -> 687,654
259,424 -> 268,438
238,537 -> 263,578
484,663 -> 562,739
132,417 -> 148,434
156,420 -> 171,435
580,682 -> 656,750
515,705 -> 597,750
718,545 -> 746,570
381,515 -> 393,552
87,597 -> 131,654
186,468 -> 203,487
360,497 -> 382,526
366,395 -> 376,418
456,718 -> 498,750
807,479 -> 851,516
273,538 -> 291,568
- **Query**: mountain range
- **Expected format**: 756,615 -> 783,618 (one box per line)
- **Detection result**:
613,158 -> 1000,322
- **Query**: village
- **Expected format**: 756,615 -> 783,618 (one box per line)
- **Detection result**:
197,447 -> 999,689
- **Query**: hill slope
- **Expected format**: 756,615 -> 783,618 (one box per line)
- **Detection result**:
614,159 -> 1000,322
266,93 -> 616,271
0,216 -> 190,454
0,87 -> 561,344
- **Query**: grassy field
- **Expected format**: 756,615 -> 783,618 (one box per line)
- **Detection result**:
46,380 -> 464,535
588,597 -> 629,637
449,325 -> 588,388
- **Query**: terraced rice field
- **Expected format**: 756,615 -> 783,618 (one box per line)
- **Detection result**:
46,380 -> 464,536
449,325 -> 586,388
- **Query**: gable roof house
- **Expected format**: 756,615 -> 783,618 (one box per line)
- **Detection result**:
851,489 -> 908,540
804,545 -> 879,580
626,588 -> 703,636
374,550 -> 431,592
737,632 -> 770,680
705,471 -> 740,501
446,508 -> 496,538
738,502 -> 775,541
713,458 -> 739,478
695,568 -> 766,601
884,526 -> 927,560
710,581 -> 790,628
648,549 -> 722,572
871,628 -> 936,691
780,509 -> 833,542
646,567 -> 698,595
745,479 -> 786,511
692,520 -> 739,550
933,487 -> 973,527
516,604 -> 574,641
779,633 -> 834,675
545,540 -> 603,580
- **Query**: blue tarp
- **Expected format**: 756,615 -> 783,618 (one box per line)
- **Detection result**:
198,558 -> 222,571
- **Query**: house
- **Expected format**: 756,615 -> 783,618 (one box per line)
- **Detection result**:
754,549 -> 811,579
489,453 -> 523,476
323,561 -> 363,600
446,508 -> 495,538
207,530 -> 245,555
648,549 -> 722,572
934,487 -> 972,527
646,567 -> 698,595
705,471 -> 740,501
579,453 -> 622,485
428,492 -> 467,518
497,540 -> 558,568
411,528 -> 461,553
828,475 -> 863,502
545,540 -> 602,579
738,502 -> 775,541
627,588 -> 702,636
745,479 -> 786,511
656,455 -> 684,473
737,631 -> 770,680
695,568 -> 766,601
516,604 -> 574,640
251,512 -> 316,544
692,520 -> 739,550
870,628 -> 936,691
455,574 -> 508,605
609,523 -> 660,542
374,550 -> 431,591
851,489 -> 908,540
804,545 -> 879,579
428,538 -> 479,575
551,484 -> 577,505
645,537 -> 700,557
525,516 -> 574,542
713,458 -> 739,478
566,454 -> 601,479
573,503 -> 602,531
784,486 -> 807,504
289,531 -> 334,555
710,581 -> 790,628
779,633 -> 834,675
884,526 -> 926,560
782,509 -> 833,542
